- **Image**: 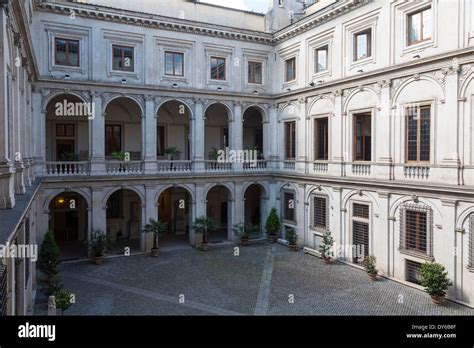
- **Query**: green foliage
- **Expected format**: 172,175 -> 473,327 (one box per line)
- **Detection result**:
58,152 -> 80,162
319,230 -> 334,259
265,208 -> 281,237
193,216 -> 216,244
285,227 -> 298,245
363,255 -> 378,275
420,262 -> 452,297
41,273 -> 63,297
55,288 -> 74,315
232,223 -> 259,239
111,151 -> 127,161
164,146 -> 182,160
39,231 -> 60,278
142,219 -> 168,249
209,148 -> 220,161
88,230 -> 111,257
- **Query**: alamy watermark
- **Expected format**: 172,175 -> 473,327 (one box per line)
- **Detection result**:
216,147 -> 259,167
55,100 -> 96,119
0,243 -> 38,262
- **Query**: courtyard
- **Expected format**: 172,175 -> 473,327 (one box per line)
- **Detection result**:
34,242 -> 474,316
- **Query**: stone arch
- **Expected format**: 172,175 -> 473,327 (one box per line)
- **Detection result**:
155,98 -> 194,119
242,104 -> 269,123
455,206 -> 474,230
342,190 -> 379,211
392,75 -> 445,108
102,185 -> 145,208
278,102 -> 300,121
242,181 -> 270,200
43,187 -> 91,212
103,95 -> 145,116
203,182 -> 234,202
389,195 -> 442,220
305,185 -> 334,203
41,90 -> 90,112
308,95 -> 334,116
155,184 -> 196,205
343,87 -> 380,113
460,71 -> 474,99
203,101 -> 234,121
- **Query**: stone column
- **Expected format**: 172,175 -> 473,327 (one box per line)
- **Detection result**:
90,92 -> 105,175
376,81 -> 393,180
375,191 -> 390,275
331,186 -> 342,259
234,182 -> 244,230
143,96 -> 157,174
91,187 -> 106,234
329,90 -> 343,177
194,184 -> 206,246
193,99 -> 205,172
144,184 -> 158,251
440,199 -> 457,300
296,99 -> 307,172
232,102 -> 243,172
268,104 -> 278,169
295,184 -> 305,245
262,106 -> 270,163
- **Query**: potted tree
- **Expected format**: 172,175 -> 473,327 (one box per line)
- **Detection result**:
420,262 -> 452,305
193,216 -> 216,251
142,219 -> 168,257
319,230 -> 334,264
54,288 -> 74,316
363,255 -> 378,281
233,223 -> 250,246
285,227 -> 298,252
88,230 -> 110,265
265,208 -> 281,243
164,146 -> 182,171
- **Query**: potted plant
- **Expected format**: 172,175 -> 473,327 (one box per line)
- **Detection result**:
285,227 -> 298,252
88,230 -> 110,265
265,208 -> 281,243
164,146 -> 182,171
233,223 -> 250,246
319,230 -> 334,264
54,288 -> 74,316
39,231 -> 60,280
420,262 -> 452,305
363,255 -> 378,281
142,219 -> 168,257
110,151 -> 128,172
193,216 -> 216,251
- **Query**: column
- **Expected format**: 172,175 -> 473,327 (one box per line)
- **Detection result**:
91,187 -> 106,234
193,99 -> 205,172
375,191 -> 390,275
194,184 -> 206,246
144,185 -> 158,251
329,90 -> 343,177
331,186 -> 342,259
376,81 -> 393,180
13,71 -> 25,194
234,182 -> 245,231
143,96 -> 157,174
296,99 -> 307,172
262,106 -> 270,164
232,102 -> 243,171
90,92 -> 105,175
440,199 -> 457,300
268,104 -> 278,169
295,184 -> 305,245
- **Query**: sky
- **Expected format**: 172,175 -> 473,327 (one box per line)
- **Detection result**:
200,0 -> 269,13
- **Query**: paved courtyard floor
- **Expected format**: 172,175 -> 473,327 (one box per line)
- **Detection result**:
34,242 -> 474,316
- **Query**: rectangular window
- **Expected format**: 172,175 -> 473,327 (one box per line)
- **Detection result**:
314,117 -> 329,160
354,29 -> 372,61
285,57 -> 296,82
112,45 -> 134,72
283,191 -> 295,222
405,210 -> 427,253
55,38 -> 79,67
56,124 -> 75,137
470,215 -> 474,268
105,125 -> 122,155
406,105 -> 431,162
0,265 -> 7,316
407,7 -> 432,46
165,51 -> 184,77
406,260 -> 422,285
352,203 -> 370,264
248,61 -> 263,84
285,121 -> 296,160
211,57 -> 226,80
353,203 -> 370,219
157,125 -> 165,156
312,196 -> 327,230
315,46 -> 328,73
353,113 -> 372,161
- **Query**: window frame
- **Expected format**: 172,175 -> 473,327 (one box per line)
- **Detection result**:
353,112 -> 372,162
105,124 -> 123,156
314,116 -> 329,161
353,29 -> 372,62
407,7 -> 432,46
285,57 -> 296,82
310,194 -> 329,231
284,121 -> 296,160
282,189 -> 296,223
112,44 -> 135,72
399,202 -> 434,260
210,56 -> 226,81
164,51 -> 184,77
54,37 -> 80,67
405,104 -> 432,163
315,45 -> 329,74
248,61 -> 263,85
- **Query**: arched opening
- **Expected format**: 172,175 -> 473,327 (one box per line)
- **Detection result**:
45,94 -> 90,172
104,97 -> 142,161
243,107 -> 264,159
48,192 -> 88,261
206,185 -> 231,243
106,189 -> 142,255
157,186 -> 192,248
244,184 -> 264,234
205,103 -> 230,160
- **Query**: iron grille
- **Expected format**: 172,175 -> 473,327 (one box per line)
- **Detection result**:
353,221 -> 369,264
0,265 -> 7,316
399,203 -> 433,257
312,195 -> 328,230
406,260 -> 422,285
353,203 -> 369,219
282,191 -> 295,222
470,214 -> 474,268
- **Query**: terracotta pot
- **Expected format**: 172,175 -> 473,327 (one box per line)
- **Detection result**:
431,295 -> 445,305
241,238 -> 250,246
201,243 -> 209,251
151,248 -> 160,257
288,244 -> 298,252
92,256 -> 104,265
368,273 -> 377,281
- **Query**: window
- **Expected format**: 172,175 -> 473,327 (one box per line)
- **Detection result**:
470,214 -> 474,269
107,191 -> 122,219
112,45 -> 134,72
165,51 -> 184,77
56,124 -> 75,137
282,191 -> 295,222
105,125 -> 122,155
353,29 -> 372,61
248,61 -> 262,84
285,121 -> 296,160
406,260 -> 422,285
314,117 -> 328,160
0,264 -> 7,316
285,58 -> 296,82
406,105 -> 431,162
315,46 -> 328,73
400,203 -> 433,258
210,57 -> 226,80
312,195 -> 328,230
157,125 -> 165,156
55,38 -> 79,67
353,113 -> 371,161
352,203 -> 370,264
407,7 -> 432,46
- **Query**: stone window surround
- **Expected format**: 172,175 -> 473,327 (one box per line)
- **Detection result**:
204,44 -> 233,87
278,42 -> 300,89
311,113 -> 332,163
242,48 -> 269,92
307,28 -> 334,82
399,202 -> 434,261
281,188 -> 296,225
396,0 -> 438,57
348,107 -> 376,163
155,37 -> 194,86
309,192 -> 329,235
469,214 -> 474,270
103,30 -> 144,80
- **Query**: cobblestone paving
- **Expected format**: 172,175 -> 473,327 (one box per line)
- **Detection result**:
34,242 -> 474,316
